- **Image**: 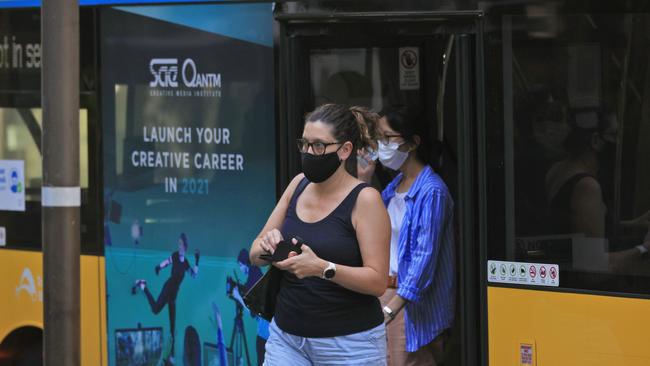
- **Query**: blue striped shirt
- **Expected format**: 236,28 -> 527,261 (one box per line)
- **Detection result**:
382,165 -> 455,352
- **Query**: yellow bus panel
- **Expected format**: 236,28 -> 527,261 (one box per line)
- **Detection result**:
488,286 -> 650,365
0,249 -> 106,366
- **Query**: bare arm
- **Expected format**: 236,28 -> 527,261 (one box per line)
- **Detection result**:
274,187 -> 390,297
570,177 -> 605,237
571,178 -> 648,271
384,295 -> 407,323
249,174 -> 305,267
159,258 -> 171,269
345,187 -> 390,296
619,207 -> 650,228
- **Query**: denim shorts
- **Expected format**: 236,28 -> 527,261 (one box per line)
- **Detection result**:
263,319 -> 386,366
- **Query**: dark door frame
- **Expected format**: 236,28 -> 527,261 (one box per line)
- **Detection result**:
276,10 -> 487,366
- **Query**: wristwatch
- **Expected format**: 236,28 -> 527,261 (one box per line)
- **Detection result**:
383,306 -> 396,320
322,262 -> 336,279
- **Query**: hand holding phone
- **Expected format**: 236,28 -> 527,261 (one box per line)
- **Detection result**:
259,236 -> 305,262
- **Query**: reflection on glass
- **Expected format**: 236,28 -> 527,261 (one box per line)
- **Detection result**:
490,13 -> 650,293
311,48 -> 384,110
0,107 -> 90,198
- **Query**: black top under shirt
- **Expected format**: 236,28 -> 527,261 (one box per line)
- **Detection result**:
169,251 -> 191,288
274,178 -> 383,338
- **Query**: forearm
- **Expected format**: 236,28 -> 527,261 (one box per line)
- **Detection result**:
610,246 -> 646,272
329,261 -> 387,297
159,259 -> 170,268
249,238 -> 270,267
620,219 -> 636,228
386,294 -> 407,312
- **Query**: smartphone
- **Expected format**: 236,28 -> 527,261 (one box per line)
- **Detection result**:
259,237 -> 305,262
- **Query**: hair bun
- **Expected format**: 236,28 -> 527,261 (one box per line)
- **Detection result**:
349,106 -> 379,150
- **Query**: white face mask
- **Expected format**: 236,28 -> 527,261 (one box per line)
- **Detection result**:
377,140 -> 409,170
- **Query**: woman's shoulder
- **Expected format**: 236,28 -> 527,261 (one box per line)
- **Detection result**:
352,180 -> 383,205
418,168 -> 450,197
547,165 -> 597,202
351,181 -> 386,224
572,175 -> 602,198
280,173 -> 307,201
289,173 -> 307,187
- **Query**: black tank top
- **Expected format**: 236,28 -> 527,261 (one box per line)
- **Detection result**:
548,173 -> 594,235
170,251 -> 190,288
274,178 -> 383,338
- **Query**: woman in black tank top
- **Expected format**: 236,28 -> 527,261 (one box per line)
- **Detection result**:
248,104 -> 390,365
545,107 -> 650,275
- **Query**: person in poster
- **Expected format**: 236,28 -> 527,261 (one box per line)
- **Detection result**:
231,249 -> 270,366
132,233 -> 200,364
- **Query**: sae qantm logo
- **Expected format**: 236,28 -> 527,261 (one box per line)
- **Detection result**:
149,58 -> 179,88
149,58 -> 222,98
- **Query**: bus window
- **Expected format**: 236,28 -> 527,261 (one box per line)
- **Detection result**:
310,47 -> 412,110
486,12 -> 650,294
0,107 -> 91,250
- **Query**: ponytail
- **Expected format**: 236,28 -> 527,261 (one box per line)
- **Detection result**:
349,105 -> 379,151
305,104 -> 381,177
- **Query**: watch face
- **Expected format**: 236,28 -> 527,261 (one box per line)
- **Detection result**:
324,268 -> 336,279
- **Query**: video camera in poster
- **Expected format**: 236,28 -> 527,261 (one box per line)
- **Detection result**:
101,4 -> 274,366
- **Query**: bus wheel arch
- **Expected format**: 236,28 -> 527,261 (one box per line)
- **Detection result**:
0,326 -> 43,366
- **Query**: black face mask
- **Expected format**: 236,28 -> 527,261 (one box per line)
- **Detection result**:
301,150 -> 342,183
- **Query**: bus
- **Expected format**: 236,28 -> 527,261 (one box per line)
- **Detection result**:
1,1 -> 650,365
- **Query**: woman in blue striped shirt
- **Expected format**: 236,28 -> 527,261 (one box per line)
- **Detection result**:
359,105 -> 456,366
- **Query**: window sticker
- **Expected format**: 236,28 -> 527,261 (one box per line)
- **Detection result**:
488,260 -> 559,287
0,160 -> 25,211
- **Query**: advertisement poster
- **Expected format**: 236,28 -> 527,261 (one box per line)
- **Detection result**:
101,5 -> 274,366
0,160 -> 25,211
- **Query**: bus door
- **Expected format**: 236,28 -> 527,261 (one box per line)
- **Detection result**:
276,11 -> 485,366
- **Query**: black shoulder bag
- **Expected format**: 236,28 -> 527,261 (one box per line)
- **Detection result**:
243,238 -> 303,321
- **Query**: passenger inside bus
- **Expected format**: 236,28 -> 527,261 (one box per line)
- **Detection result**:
513,88 -> 570,237
544,106 -> 650,273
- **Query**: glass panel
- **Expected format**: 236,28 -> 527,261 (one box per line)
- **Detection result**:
0,108 -> 90,192
311,48 -> 385,110
0,107 -> 90,249
310,47 -> 423,112
486,13 -> 650,294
